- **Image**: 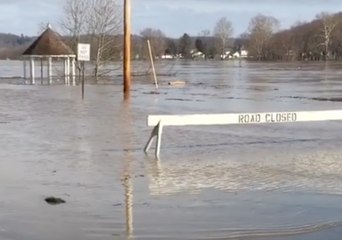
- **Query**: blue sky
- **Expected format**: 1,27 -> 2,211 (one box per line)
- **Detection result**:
0,0 -> 341,37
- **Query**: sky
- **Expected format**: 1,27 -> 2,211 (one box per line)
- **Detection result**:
0,0 -> 341,37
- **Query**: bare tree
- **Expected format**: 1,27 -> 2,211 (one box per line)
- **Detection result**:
60,0 -> 88,52
87,0 -> 122,81
199,29 -> 211,37
248,14 -> 279,60
316,12 -> 339,60
60,0 -> 89,80
213,17 -> 233,56
140,28 -> 166,59
61,0 -> 122,82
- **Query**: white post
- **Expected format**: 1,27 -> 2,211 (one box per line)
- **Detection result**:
40,58 -> 44,85
47,57 -> 52,85
155,122 -> 163,158
67,57 -> 70,85
23,59 -> 27,80
72,58 -> 76,86
30,58 -> 35,85
64,58 -> 67,85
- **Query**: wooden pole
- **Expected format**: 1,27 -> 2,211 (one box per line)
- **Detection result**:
147,40 -> 158,89
123,0 -> 131,98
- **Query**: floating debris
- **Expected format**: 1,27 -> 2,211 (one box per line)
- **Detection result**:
168,80 -> 186,86
45,197 -> 66,205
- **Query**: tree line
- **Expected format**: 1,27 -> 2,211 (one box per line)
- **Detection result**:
137,11 -> 342,61
1,1 -> 342,76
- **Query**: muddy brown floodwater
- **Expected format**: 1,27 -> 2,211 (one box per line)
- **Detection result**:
1,60 -> 342,240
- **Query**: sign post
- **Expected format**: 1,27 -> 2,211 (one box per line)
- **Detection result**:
77,43 -> 90,100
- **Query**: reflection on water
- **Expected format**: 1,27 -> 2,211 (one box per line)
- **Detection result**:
146,149 -> 342,195
120,100 -> 134,239
122,171 -> 133,238
1,61 -> 342,239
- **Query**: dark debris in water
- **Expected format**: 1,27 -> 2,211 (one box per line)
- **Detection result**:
45,197 -> 66,205
311,97 -> 342,102
135,174 -> 145,178
112,203 -> 123,207
166,98 -> 193,102
282,96 -> 342,102
142,91 -> 166,95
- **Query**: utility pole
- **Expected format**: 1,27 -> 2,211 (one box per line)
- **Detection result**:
123,0 -> 131,98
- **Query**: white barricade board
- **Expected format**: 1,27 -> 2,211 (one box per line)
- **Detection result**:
144,110 -> 342,158
147,110 -> 342,127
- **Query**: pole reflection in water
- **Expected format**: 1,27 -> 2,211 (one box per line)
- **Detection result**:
119,99 -> 134,239
122,167 -> 133,238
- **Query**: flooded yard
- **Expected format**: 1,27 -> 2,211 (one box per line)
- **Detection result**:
1,60 -> 342,239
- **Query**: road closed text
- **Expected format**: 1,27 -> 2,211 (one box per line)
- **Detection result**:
238,112 -> 297,124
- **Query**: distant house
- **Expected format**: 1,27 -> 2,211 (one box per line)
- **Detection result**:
161,54 -> 174,60
233,50 -> 248,58
191,50 -> 205,60
220,50 -> 232,60
232,52 -> 240,58
222,49 -> 249,60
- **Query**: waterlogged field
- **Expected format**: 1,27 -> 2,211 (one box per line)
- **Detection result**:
1,60 -> 342,239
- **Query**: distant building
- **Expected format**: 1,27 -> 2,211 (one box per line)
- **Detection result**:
191,50 -> 205,60
220,50 -> 231,60
161,54 -> 174,60
222,49 -> 248,60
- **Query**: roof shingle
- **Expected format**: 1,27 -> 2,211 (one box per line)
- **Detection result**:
23,28 -> 74,56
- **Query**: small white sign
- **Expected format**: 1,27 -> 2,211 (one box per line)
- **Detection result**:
77,43 -> 91,61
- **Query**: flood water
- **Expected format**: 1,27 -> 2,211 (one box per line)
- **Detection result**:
1,60 -> 342,239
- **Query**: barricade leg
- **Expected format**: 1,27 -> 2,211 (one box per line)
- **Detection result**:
155,122 -> 163,158
144,122 -> 163,157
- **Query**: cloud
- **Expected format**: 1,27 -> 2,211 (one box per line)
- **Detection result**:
133,0 -> 342,37
1,0 -> 342,37
0,0 -> 62,35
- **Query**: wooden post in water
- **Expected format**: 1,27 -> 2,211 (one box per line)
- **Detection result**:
147,40 -> 158,89
123,0 -> 131,99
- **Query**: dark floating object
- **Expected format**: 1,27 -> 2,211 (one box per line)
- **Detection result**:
45,197 -> 66,205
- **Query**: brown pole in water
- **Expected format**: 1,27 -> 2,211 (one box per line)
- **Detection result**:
123,0 -> 131,98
